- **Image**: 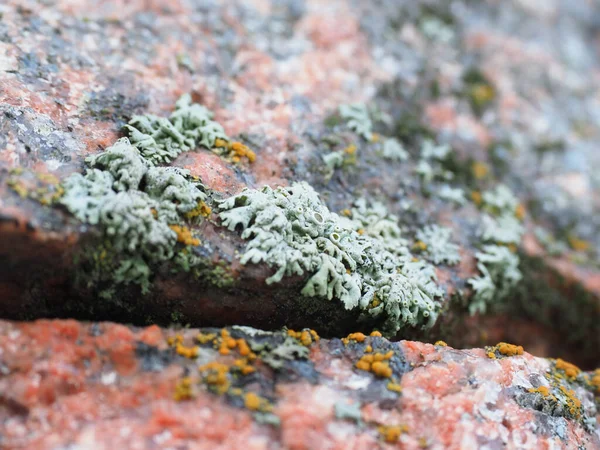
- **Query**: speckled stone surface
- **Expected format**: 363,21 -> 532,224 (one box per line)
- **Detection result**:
0,319 -> 598,449
0,0 -> 600,417
2,2 -> 600,447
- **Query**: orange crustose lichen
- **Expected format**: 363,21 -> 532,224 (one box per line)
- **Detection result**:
555,358 -> 581,380
288,329 -> 320,346
356,351 -> 394,378
378,425 -> 408,443
342,332 -> 366,345
169,225 -> 200,246
174,376 -> 195,401
214,138 -> 256,163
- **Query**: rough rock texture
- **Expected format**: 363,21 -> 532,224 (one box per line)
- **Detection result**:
1,0 -> 599,368
0,319 -> 598,449
1,0 -> 600,446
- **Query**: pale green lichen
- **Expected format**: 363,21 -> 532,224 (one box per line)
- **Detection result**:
415,140 -> 454,184
420,139 -> 451,161
437,185 -> 466,206
334,401 -> 362,423
415,225 -> 460,265
124,94 -> 228,165
339,103 -> 373,140
481,213 -> 524,246
380,138 -> 408,161
468,245 -> 522,315
218,182 -> 442,334
481,184 -> 519,214
60,137 -> 207,293
322,151 -> 344,175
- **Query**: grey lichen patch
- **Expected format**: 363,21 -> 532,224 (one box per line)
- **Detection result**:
468,245 -> 522,315
124,94 -> 228,165
481,213 -> 523,246
218,182 -> 443,335
467,183 -> 524,315
415,139 -> 454,185
379,138 -> 408,161
338,103 -> 373,141
414,225 -> 460,266
334,401 -> 363,423
60,137 -> 208,294
436,185 -> 466,206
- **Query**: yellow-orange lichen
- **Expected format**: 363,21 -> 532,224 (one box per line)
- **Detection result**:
387,382 -> 403,393
167,334 -> 184,347
169,225 -> 200,246
174,376 -> 195,401
344,144 -> 357,155
378,425 -> 408,443
515,203 -> 526,220
528,386 -> 551,397
185,200 -> 212,219
567,235 -> 590,252
356,351 -> 394,378
495,342 -> 524,357
199,361 -> 230,393
244,392 -> 272,412
555,358 -> 580,380
590,369 -> 600,393
471,191 -> 482,206
370,331 -> 382,337
234,358 -> 256,375
176,343 -> 200,359
472,161 -> 489,179
342,332 -> 366,345
434,340 -> 447,347
288,329 -> 319,346
559,386 -> 582,418
196,332 -> 217,345
412,241 -> 427,253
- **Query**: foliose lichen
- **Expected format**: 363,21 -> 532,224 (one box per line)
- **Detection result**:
218,182 -> 443,334
380,138 -> 408,161
124,94 -> 228,165
339,103 -> 373,141
468,244 -> 522,315
437,185 -> 466,206
60,137 -> 207,293
467,183 -> 524,315
414,225 -> 460,265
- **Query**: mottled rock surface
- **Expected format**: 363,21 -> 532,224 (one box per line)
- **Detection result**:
1,0 -> 600,446
0,319 -> 598,449
1,0 -> 599,367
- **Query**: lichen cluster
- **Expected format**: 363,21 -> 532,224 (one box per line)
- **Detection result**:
60,137 -> 207,293
414,225 -> 460,265
338,103 -> 373,141
218,182 -> 443,334
518,358 -> 597,431
468,184 -> 524,315
124,94 -> 228,165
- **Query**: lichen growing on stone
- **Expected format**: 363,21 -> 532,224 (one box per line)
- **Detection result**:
380,138 -> 408,161
339,103 -> 373,141
468,244 -> 522,315
124,94 -> 228,165
480,213 -> 524,246
414,225 -> 460,265
218,182 -> 443,334
60,137 -> 208,293
437,185 -> 466,206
